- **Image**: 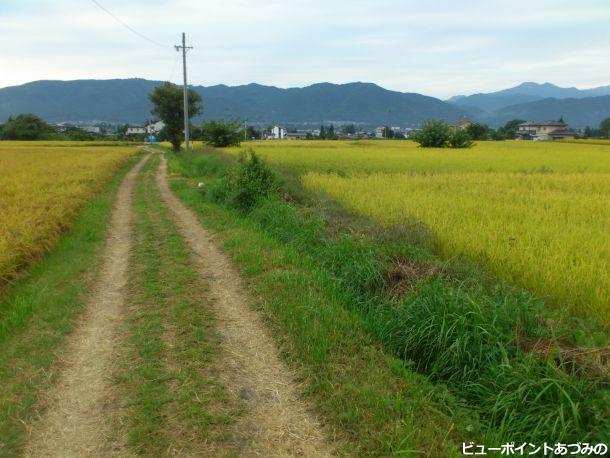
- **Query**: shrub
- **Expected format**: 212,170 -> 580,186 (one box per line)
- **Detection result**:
412,120 -> 452,147
201,119 -> 242,147
231,149 -> 278,212
204,149 -> 278,212
448,129 -> 474,148
465,122 -> 491,140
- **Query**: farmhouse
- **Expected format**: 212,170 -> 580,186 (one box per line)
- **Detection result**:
516,121 -> 576,140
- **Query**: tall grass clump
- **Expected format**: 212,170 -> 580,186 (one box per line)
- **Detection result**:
171,149 -> 609,445
206,148 -> 278,213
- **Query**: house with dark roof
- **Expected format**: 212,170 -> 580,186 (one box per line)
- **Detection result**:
516,121 -> 576,140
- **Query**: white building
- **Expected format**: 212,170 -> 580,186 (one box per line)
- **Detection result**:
146,121 -> 165,134
271,125 -> 286,139
375,127 -> 385,138
126,126 -> 146,135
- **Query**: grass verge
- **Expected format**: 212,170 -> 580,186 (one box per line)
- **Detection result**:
167,149 -> 467,456
0,153 -> 142,457
167,148 -> 609,453
114,154 -> 242,455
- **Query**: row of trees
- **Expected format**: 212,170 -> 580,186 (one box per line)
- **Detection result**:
0,114 -> 100,141
583,118 -> 610,138
411,117 -> 610,148
410,119 -> 543,148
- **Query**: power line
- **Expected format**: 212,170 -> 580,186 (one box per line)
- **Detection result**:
167,51 -> 180,83
90,0 -> 169,48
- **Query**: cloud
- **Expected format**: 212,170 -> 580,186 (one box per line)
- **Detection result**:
0,0 -> 609,98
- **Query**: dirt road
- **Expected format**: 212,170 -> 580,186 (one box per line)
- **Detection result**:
155,154 -> 332,457
23,150 -> 332,457
24,154 -> 150,457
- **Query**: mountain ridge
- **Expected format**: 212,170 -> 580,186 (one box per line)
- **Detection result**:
1,79 -> 609,128
448,81 -> 610,113
0,79 -> 467,126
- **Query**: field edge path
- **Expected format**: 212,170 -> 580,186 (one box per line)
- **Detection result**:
155,152 -> 333,457
24,153 -> 150,457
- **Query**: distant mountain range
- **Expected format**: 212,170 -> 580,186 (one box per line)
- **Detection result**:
448,82 -> 610,113
1,79 -> 609,128
0,79 -> 467,127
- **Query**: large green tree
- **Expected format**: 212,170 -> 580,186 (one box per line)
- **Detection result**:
148,82 -> 202,151
0,114 -> 55,140
412,120 -> 452,147
465,122 -> 491,140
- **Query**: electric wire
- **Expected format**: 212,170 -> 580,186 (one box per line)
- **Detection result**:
90,0 -> 170,48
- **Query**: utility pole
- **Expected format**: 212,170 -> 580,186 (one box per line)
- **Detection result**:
244,120 -> 248,141
175,33 -> 193,151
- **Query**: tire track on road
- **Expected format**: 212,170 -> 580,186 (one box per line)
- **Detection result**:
24,154 -> 150,457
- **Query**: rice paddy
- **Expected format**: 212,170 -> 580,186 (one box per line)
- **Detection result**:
0,141 -> 136,288
229,140 -> 610,328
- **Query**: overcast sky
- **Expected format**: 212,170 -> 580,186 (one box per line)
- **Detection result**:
1,0 -> 609,99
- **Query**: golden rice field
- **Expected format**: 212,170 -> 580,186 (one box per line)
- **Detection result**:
0,141 -> 136,287
230,140 -> 610,328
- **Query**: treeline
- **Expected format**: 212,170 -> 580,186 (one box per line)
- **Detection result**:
583,118 -> 610,138
0,113 -> 114,141
0,114 -> 92,141
413,119 -> 526,149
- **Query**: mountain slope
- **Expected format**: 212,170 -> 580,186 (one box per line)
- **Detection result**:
0,79 -> 467,125
0,79 -> 160,124
450,82 -> 610,112
489,95 -> 610,128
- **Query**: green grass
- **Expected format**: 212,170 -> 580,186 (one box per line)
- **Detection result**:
114,154 -> 241,455
0,154 -> 142,457
167,148 -> 609,452
166,149 -> 467,456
